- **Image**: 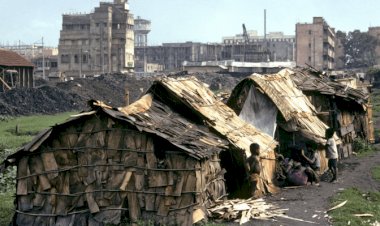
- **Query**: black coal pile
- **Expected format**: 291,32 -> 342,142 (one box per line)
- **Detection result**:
56,74 -> 152,107
0,74 -> 152,116
168,71 -> 242,92
193,73 -> 242,91
0,86 -> 84,116
0,72 -> 241,116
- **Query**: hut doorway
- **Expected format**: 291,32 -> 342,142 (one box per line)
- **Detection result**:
219,148 -> 250,198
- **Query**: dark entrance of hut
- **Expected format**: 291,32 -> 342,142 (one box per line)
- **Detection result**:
219,148 -> 250,198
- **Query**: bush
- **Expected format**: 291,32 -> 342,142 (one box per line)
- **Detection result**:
0,192 -> 14,226
0,148 -> 16,194
352,138 -> 373,154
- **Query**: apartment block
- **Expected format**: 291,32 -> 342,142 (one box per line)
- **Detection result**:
58,0 -> 134,78
296,17 -> 336,70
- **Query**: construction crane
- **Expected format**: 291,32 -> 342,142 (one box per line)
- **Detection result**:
242,23 -> 249,62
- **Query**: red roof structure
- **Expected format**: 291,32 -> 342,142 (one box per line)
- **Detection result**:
0,49 -> 34,67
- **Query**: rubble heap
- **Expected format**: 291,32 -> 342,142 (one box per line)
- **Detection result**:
0,73 -> 241,116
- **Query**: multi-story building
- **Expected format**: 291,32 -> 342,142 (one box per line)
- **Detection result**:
58,0 -> 134,78
296,17 -> 336,70
368,27 -> 380,66
135,38 -> 294,72
135,42 -> 223,71
134,16 -> 151,47
222,31 -> 295,62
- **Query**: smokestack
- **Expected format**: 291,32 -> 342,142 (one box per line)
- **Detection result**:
264,9 -> 267,40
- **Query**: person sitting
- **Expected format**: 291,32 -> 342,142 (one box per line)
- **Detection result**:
301,142 -> 321,173
290,145 -> 320,186
286,161 -> 308,186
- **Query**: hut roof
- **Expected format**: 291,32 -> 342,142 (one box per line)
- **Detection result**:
228,69 -> 329,144
0,49 -> 34,67
147,76 -> 277,156
291,67 -> 369,106
1,99 -> 227,171
1,76 -> 277,171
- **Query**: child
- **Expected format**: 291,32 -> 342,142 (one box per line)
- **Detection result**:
325,128 -> 338,182
246,143 -> 261,197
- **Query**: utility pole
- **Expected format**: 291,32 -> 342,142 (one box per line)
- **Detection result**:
80,48 -> 82,78
42,37 -> 45,80
100,23 -> 104,74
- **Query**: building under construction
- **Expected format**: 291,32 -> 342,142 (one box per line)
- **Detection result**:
58,0 -> 134,78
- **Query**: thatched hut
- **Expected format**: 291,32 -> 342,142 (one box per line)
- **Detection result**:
227,69 -> 334,170
291,67 -> 374,157
1,76 -> 277,226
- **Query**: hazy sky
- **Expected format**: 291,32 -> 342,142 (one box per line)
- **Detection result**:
0,0 -> 379,46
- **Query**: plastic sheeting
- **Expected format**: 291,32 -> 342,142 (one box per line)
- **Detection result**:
239,86 -> 278,137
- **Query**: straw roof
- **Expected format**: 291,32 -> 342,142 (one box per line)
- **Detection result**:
228,69 -> 329,144
291,67 -> 369,107
148,76 -> 277,157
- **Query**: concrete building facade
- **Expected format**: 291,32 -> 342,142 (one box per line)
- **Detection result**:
222,31 -> 295,62
134,16 -> 151,47
296,17 -> 336,71
58,0 -> 134,78
134,28 -> 295,72
135,42 -> 223,71
135,40 -> 294,72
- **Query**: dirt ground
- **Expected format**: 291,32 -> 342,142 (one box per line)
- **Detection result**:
238,147 -> 380,226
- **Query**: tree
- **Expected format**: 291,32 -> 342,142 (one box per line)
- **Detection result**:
338,29 -> 378,68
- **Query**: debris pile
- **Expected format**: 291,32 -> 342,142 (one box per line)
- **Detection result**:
0,73 -> 241,116
0,74 -> 153,116
207,198 -> 286,224
0,86 -> 83,115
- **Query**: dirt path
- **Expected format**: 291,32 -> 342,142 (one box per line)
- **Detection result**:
239,148 -> 380,226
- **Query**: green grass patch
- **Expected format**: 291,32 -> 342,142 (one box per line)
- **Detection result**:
0,112 -> 78,226
329,188 -> 380,226
353,138 -> 377,157
0,193 -> 14,226
372,166 -> 380,182
0,112 -> 77,152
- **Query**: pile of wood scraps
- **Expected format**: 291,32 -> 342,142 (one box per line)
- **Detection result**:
207,198 -> 286,225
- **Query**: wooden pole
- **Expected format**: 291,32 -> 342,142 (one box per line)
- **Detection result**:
0,75 -> 11,91
125,87 -> 130,106
10,71 -> 14,88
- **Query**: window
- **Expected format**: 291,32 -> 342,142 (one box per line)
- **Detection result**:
61,54 -> 70,64
309,30 -> 312,35
51,62 -> 58,68
82,54 -> 88,63
74,54 -> 79,64
309,43 -> 312,48
308,56 -> 311,62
